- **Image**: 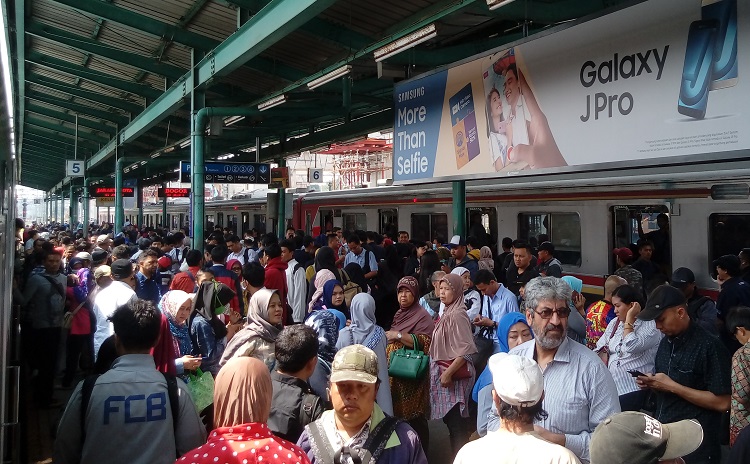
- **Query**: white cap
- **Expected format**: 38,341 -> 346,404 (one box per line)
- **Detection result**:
489,353 -> 544,407
97,234 -> 110,244
75,252 -> 92,261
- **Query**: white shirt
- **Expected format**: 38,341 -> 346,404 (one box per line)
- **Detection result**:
284,258 -> 307,323
228,247 -> 257,266
595,318 -> 662,395
454,428 -> 581,464
92,281 -> 136,359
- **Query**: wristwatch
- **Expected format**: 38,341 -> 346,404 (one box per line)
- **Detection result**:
397,332 -> 402,340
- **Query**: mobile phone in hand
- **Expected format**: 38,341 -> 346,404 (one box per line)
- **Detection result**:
627,369 -> 645,377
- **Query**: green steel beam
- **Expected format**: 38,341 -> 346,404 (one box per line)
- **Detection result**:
86,0 -> 338,172
15,0 -> 27,164
25,128 -> 101,151
26,90 -> 130,126
23,140 -> 76,156
26,103 -> 116,135
27,51 -> 163,100
27,73 -> 144,114
26,21 -> 186,81
26,116 -> 111,145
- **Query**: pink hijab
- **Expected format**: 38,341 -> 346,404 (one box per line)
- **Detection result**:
308,269 -> 335,313
429,273 -> 477,362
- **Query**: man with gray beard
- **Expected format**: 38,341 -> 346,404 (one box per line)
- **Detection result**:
509,276 -> 619,464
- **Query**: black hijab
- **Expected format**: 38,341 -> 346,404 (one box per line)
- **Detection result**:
314,246 -> 339,276
190,281 -> 235,340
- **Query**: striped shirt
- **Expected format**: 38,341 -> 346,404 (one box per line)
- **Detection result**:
511,337 -> 620,463
594,318 -> 662,395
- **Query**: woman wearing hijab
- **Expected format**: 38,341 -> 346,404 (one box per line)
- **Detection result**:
304,309 -> 339,400
190,281 -> 239,377
561,275 -> 588,345
308,269 -> 335,313
306,246 -> 344,301
321,279 -> 350,320
471,312 -> 533,436
336,293 -> 394,416
429,273 -> 477,457
180,357 -> 311,464
477,246 -> 494,272
160,290 -> 201,380
220,288 -> 283,370
384,276 -> 435,448
443,267 -> 482,321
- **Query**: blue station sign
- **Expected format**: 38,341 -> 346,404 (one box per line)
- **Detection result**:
179,161 -> 271,184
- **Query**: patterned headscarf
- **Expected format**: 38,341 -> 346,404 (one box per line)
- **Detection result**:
478,246 -> 495,271
304,309 -> 339,364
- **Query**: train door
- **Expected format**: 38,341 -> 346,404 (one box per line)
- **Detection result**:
253,214 -> 266,234
518,212 -> 582,266
466,207 -> 497,248
411,213 -> 448,243
216,212 -> 224,228
241,212 -> 250,235
379,209 -> 398,237
205,214 -> 215,230
317,209 -> 337,232
610,205 -> 671,274
226,214 -> 238,233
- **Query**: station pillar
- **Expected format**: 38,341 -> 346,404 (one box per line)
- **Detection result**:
162,183 -> 168,229
61,192 -> 65,225
277,158 -> 286,240
83,178 -> 90,238
452,181 -> 466,238
137,181 -> 144,229
115,155 -> 125,233
69,182 -> 78,230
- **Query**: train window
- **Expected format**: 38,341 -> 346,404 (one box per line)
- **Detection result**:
227,214 -> 238,233
611,205 -> 671,274
205,215 -> 215,230
379,209 -> 398,236
253,214 -> 266,234
343,213 -> 367,232
467,207 -> 497,247
216,212 -> 224,227
241,212 -> 250,235
411,213 -> 448,243
709,214 -> 750,272
518,213 -> 582,267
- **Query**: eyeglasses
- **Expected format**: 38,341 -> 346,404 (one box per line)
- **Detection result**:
533,307 -> 571,319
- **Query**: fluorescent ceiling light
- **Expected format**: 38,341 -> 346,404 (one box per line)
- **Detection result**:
374,23 -> 437,62
258,94 -> 287,111
179,140 -> 191,149
151,152 -> 161,159
224,115 -> 245,126
487,0 -> 516,10
308,65 -> 352,90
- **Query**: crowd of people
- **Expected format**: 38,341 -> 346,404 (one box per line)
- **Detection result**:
12,217 -> 750,463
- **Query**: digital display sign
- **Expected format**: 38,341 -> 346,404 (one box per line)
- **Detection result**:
89,187 -> 135,198
158,187 -> 191,198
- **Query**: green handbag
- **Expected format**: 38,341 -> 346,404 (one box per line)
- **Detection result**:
388,334 -> 429,380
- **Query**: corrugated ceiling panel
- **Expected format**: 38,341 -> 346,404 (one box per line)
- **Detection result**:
94,22 -> 168,58
112,0 -> 191,25
185,2 -> 236,40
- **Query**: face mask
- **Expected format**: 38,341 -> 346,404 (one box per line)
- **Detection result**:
433,244 -> 437,250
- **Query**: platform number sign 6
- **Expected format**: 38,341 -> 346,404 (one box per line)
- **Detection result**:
66,160 -> 84,177
308,168 -> 323,183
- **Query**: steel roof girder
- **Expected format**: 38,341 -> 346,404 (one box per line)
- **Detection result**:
86,0 -> 337,172
26,116 -> 111,145
27,51 -> 164,100
26,103 -> 117,135
26,91 -> 130,126
25,128 -> 101,151
27,73 -> 144,114
26,21 -> 186,81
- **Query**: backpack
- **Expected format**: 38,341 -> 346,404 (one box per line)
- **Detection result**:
339,269 -> 362,307
80,372 -> 180,457
298,390 -> 323,428
306,414 -> 402,464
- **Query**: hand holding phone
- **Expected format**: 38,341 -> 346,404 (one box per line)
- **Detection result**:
627,369 -> 645,377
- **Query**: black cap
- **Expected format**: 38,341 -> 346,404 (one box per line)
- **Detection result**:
713,254 -> 741,276
538,241 -> 555,253
670,267 -> 695,287
638,284 -> 687,321
92,249 -> 109,265
110,259 -> 133,279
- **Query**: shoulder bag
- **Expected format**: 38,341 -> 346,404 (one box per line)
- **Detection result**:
388,334 -> 429,380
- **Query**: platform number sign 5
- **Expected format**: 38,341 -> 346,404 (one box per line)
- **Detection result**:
308,168 -> 323,183
66,160 -> 84,177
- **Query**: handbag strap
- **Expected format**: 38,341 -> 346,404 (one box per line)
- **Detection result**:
69,300 -> 86,316
410,334 -> 421,353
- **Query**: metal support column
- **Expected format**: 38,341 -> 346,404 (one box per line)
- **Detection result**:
452,181 -> 466,238
83,178 -> 90,238
190,49 -> 206,251
61,191 -> 65,225
115,154 -> 125,233
277,158 -> 286,240
69,182 -> 76,229
137,181 -> 144,229
162,183 -> 168,229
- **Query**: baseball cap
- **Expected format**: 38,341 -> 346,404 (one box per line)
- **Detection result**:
488,353 -> 544,407
537,241 -> 555,253
110,259 -> 133,279
330,344 -> 379,384
75,252 -> 92,261
92,249 -> 109,265
670,267 -> 695,287
590,411 -> 702,464
638,284 -> 687,321
612,247 -> 633,262
713,254 -> 741,275
94,265 -> 112,280
97,234 -> 110,244
157,255 -> 172,269
448,235 -> 466,248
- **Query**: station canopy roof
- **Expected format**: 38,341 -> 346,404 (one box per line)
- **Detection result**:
7,0 -> 626,192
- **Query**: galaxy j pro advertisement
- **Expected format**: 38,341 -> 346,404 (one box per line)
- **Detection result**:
393,0 -> 747,183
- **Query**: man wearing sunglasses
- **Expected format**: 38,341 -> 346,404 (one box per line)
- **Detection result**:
510,276 -> 620,464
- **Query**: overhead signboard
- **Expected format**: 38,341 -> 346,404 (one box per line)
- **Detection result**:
392,0 -> 747,183
270,167 -> 289,189
65,160 -> 84,177
179,161 -> 271,184
96,197 -> 115,207
89,186 -> 135,198
158,187 -> 191,198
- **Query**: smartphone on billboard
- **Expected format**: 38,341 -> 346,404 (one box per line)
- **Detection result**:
702,0 -> 738,89
678,20 -> 719,119
449,83 -> 481,169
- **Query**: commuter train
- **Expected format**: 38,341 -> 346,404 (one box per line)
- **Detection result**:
119,163 -> 750,295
